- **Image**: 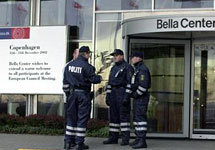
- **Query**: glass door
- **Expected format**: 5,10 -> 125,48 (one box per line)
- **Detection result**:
129,39 -> 190,138
191,41 -> 215,139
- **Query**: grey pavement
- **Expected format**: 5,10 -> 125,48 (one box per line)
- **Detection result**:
0,134 -> 215,150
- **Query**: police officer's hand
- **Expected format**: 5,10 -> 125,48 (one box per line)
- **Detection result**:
131,92 -> 139,99
106,94 -> 110,106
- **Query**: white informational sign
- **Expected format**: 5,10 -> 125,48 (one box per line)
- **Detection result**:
0,26 -> 67,94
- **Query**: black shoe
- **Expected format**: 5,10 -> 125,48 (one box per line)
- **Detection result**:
76,143 -> 89,150
120,141 -> 129,146
103,139 -> 118,144
129,139 -> 139,147
132,140 -> 147,149
65,142 -> 77,150
71,142 -> 77,148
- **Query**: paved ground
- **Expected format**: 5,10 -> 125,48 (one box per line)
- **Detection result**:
0,134 -> 215,150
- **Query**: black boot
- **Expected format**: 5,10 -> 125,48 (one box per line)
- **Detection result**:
120,140 -> 129,146
129,139 -> 139,147
65,142 -> 77,150
103,138 -> 118,144
76,143 -> 89,150
132,140 -> 147,149
71,142 -> 77,148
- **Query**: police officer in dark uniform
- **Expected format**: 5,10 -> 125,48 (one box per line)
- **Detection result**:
126,51 -> 151,149
63,48 -> 79,149
103,49 -> 134,146
63,46 -> 102,150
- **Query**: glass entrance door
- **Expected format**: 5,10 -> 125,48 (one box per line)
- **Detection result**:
191,41 -> 215,139
129,39 -> 190,137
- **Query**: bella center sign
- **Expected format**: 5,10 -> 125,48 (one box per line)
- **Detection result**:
157,17 -> 215,30
123,16 -> 215,36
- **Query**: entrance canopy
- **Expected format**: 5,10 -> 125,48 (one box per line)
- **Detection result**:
122,13 -> 215,36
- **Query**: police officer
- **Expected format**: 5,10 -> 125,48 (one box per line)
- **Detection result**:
63,46 -> 102,150
103,49 -> 134,146
63,48 -> 79,149
127,51 -> 151,149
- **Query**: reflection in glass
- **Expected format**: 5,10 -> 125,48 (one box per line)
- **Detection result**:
194,43 -> 215,132
0,94 -> 27,116
155,0 -> 213,9
131,43 -> 185,133
66,0 -> 93,40
94,14 -> 121,120
40,0 -> 66,25
0,0 -> 29,26
96,0 -> 151,10
37,95 -> 64,116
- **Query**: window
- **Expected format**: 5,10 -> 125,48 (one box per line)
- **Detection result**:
155,0 -> 213,9
0,94 -> 27,117
40,0 -> 66,25
0,0 -> 29,26
66,0 -> 93,40
96,0 -> 151,11
37,95 -> 64,116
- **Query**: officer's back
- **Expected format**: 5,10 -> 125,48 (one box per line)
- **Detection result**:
64,47 -> 101,92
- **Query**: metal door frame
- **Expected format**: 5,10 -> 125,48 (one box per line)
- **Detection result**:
129,39 -> 190,138
190,39 -> 215,139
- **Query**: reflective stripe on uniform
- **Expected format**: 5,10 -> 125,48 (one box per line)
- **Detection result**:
109,128 -> 120,132
121,128 -> 130,131
66,126 -> 76,131
106,90 -> 112,93
137,89 -> 143,95
126,84 -> 131,88
138,86 -> 147,92
126,89 -> 132,94
120,122 -> 130,126
63,84 -> 70,88
135,127 -> 147,131
66,131 -> 76,136
76,133 -> 86,137
133,122 -> 147,125
131,71 -> 139,84
76,127 -> 86,131
109,123 -> 120,127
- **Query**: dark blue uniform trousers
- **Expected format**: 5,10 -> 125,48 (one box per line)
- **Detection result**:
133,93 -> 149,141
109,87 -> 130,142
65,91 -> 91,145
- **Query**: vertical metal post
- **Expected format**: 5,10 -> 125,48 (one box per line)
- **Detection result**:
152,0 -> 155,11
35,0 -> 41,25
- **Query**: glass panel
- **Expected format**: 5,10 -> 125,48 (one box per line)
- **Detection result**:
37,95 -> 64,116
0,94 -> 27,116
94,14 -> 122,120
96,0 -> 151,11
40,0 -> 66,25
155,0 -> 213,9
193,43 -> 215,133
0,0 -> 29,26
130,42 -> 185,133
66,0 -> 93,40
